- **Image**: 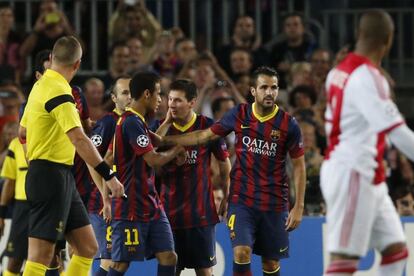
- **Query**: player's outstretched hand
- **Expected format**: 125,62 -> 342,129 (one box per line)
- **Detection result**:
175,145 -> 187,166
285,204 -> 304,231
106,177 -> 125,198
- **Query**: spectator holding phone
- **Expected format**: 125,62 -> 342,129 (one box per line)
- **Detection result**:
20,0 -> 75,73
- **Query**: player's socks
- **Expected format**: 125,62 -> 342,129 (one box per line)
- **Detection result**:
157,264 -> 176,276
324,259 -> 358,275
22,261 -> 48,276
66,255 -> 93,276
233,261 -> 252,276
45,267 -> 60,276
4,269 -> 20,276
378,248 -> 408,276
94,266 -> 109,276
263,266 -> 280,275
107,268 -> 125,276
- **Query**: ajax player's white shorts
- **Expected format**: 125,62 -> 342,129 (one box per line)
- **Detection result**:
320,160 -> 406,256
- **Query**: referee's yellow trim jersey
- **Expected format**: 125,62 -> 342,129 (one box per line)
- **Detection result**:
20,69 -> 82,165
0,138 -> 28,200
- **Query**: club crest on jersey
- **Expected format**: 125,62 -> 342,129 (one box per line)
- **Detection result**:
270,130 -> 281,141
91,134 -> 103,147
137,135 -> 150,147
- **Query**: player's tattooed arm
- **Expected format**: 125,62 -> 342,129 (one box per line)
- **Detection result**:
160,128 -> 220,147
286,155 -> 306,231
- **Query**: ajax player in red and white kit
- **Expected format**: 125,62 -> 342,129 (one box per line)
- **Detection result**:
321,10 -> 414,276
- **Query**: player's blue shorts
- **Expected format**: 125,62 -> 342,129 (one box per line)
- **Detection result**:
227,203 -> 289,259
89,213 -> 111,259
173,225 -> 216,271
111,211 -> 174,262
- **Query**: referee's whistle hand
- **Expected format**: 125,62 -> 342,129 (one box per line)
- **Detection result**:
106,177 -> 125,198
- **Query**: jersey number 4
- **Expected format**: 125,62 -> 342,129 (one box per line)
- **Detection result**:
228,214 -> 236,231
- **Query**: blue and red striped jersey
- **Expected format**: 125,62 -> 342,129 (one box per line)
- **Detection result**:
155,114 -> 229,229
113,108 -> 163,221
87,109 -> 122,214
70,86 -> 92,201
211,103 -> 304,212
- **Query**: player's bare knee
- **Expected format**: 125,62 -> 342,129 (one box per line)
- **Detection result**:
233,246 -> 251,263
381,242 -> 407,256
72,238 -> 98,258
28,248 -> 55,265
261,258 -> 280,272
156,250 -> 177,266
111,261 -> 130,272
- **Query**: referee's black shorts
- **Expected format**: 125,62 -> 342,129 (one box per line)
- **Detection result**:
25,159 -> 90,242
5,200 -> 30,259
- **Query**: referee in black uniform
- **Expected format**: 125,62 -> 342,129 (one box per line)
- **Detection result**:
20,36 -> 124,276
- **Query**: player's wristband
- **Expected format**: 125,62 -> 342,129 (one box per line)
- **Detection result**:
0,205 -> 7,218
94,161 -> 115,181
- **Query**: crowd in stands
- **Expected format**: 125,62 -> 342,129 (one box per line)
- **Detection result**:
0,0 -> 413,217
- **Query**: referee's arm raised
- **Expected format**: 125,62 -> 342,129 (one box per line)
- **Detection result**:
66,126 -> 124,198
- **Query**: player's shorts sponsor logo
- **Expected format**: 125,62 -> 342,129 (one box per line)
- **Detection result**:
91,134 -> 103,147
136,135 -> 150,147
242,136 -> 277,157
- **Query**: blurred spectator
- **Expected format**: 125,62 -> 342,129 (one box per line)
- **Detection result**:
109,0 -> 161,58
170,26 -> 185,41
299,121 -> 324,216
175,38 -> 198,65
0,81 -> 23,133
391,184 -> 414,216
217,15 -> 268,74
0,4 -> 23,83
269,12 -> 316,88
0,120 -> 18,168
191,55 -> 217,91
126,36 -> 152,74
234,74 -> 254,103
20,0 -> 74,73
229,47 -> 253,80
289,85 -> 317,112
212,96 -> 236,121
288,62 -> 313,91
189,52 -> 245,117
310,48 -> 332,94
83,77 -> 105,121
174,37 -> 198,75
101,41 -> 130,90
153,31 -> 178,78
